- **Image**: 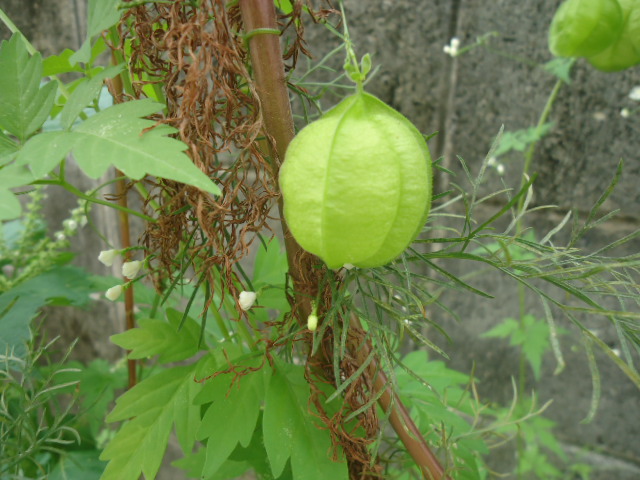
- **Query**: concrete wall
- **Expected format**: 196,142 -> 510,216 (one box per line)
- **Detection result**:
2,0 -> 639,478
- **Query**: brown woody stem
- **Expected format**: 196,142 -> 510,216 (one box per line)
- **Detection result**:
238,1 -> 447,478
110,56 -> 137,389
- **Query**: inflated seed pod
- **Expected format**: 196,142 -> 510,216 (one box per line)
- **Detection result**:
279,90 -> 432,270
587,0 -> 640,71
549,0 -> 623,58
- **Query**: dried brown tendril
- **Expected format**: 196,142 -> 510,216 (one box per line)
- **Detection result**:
109,1 -> 384,478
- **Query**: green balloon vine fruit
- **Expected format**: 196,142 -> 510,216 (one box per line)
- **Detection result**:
549,0 -> 623,58
279,90 -> 432,270
586,0 -> 640,71
548,0 -> 640,71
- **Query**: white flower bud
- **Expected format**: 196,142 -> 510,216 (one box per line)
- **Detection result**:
629,86 -> 640,101
98,249 -> 118,267
620,108 -> 631,118
238,291 -> 257,311
105,285 -> 123,301
122,260 -> 143,278
307,313 -> 318,332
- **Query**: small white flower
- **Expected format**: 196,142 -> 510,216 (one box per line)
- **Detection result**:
592,111 -> 607,121
487,156 -> 497,167
55,232 -> 66,242
238,291 -> 257,310
63,219 -> 78,231
628,86 -> 640,101
612,348 -> 621,357
122,260 -> 143,278
307,313 -> 318,332
497,163 -> 505,175
620,108 -> 631,118
105,285 -> 123,301
443,37 -> 460,57
98,249 -> 118,267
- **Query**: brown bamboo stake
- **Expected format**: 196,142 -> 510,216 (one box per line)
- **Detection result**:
108,60 -> 137,389
238,1 -> 447,478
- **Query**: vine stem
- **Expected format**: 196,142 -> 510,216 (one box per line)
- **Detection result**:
238,1 -> 447,478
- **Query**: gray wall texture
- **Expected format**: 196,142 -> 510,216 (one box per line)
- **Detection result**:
2,0 -> 639,478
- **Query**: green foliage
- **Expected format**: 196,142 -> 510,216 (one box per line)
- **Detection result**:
0,337 -> 123,480
16,98 -> 219,193
0,190 -> 96,356
394,351 -> 489,478
492,122 -> 554,158
251,237 -> 290,323
0,34 -> 56,142
100,364 -> 201,480
110,308 -> 202,363
263,360 -> 348,480
0,24 -> 220,221
195,358 -> 268,477
482,315 -> 552,380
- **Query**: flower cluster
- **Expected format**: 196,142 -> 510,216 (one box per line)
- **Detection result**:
443,37 -> 461,57
98,249 -> 146,301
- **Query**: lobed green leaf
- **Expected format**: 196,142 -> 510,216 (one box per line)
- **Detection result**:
110,308 -> 201,363
0,34 -> 57,141
263,361 -> 348,480
101,364 -> 201,480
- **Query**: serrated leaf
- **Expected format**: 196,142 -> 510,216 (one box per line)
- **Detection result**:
101,409 -> 172,480
494,123 -> 554,157
60,64 -> 124,130
70,99 -> 219,194
253,238 -> 288,289
543,57 -> 573,84
252,238 -> 290,323
72,0 -> 120,65
101,364 -> 200,480
15,131 -> 75,178
87,0 -> 121,38
49,450 -> 106,480
0,163 -> 32,220
0,34 -> 57,140
263,361 -> 348,480
0,130 -> 19,165
194,363 -> 269,478
521,315 -> 551,380
0,188 -> 22,221
110,309 -> 200,363
77,359 -> 127,438
481,317 -> 519,340
43,49 -> 85,76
